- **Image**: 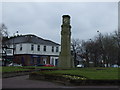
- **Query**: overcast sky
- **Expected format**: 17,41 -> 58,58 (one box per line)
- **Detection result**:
1,2 -> 118,44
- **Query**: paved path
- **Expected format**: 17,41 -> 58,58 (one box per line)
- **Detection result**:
2,75 -> 119,89
2,75 -> 63,88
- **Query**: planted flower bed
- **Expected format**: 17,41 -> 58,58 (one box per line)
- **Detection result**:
29,72 -> 119,86
29,72 -> 87,85
29,68 -> 120,86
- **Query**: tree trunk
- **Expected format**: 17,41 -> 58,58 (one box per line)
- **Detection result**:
86,53 -> 89,67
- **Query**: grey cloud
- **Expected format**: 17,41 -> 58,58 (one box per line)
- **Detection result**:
2,2 -> 118,43
0,3 -> 2,23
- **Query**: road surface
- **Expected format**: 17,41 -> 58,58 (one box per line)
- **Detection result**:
2,75 -> 119,89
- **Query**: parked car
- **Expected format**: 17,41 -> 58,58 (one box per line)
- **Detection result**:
8,63 -> 22,66
36,64 -> 55,67
36,64 -> 45,66
76,64 -> 84,68
111,64 -> 119,68
44,64 -> 55,67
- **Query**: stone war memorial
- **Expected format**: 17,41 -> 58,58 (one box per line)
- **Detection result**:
58,15 -> 74,68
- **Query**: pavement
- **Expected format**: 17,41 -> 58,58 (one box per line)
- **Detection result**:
2,75 -> 119,90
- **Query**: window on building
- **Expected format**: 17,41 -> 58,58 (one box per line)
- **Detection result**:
31,44 -> 34,51
37,45 -> 40,51
55,59 -> 58,66
52,46 -> 54,52
43,58 -> 47,64
43,46 -> 46,52
37,58 -> 40,64
20,44 -> 22,51
31,58 -> 34,64
51,58 -> 54,65
6,49 -> 12,54
56,47 -> 59,52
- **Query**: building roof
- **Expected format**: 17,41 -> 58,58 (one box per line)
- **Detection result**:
3,34 -> 60,46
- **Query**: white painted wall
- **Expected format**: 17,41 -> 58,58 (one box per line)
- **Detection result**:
10,43 -> 60,56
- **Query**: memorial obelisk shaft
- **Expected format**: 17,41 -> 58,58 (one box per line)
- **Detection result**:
58,15 -> 74,68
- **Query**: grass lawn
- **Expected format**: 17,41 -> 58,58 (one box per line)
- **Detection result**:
36,67 -> 119,80
1,66 -> 119,80
1,66 -> 56,73
2,66 -> 30,73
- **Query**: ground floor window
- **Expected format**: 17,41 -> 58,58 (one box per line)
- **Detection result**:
30,56 -> 34,64
37,57 -> 40,64
21,57 -> 25,65
50,57 -> 58,66
43,58 -> 47,64
50,58 -> 54,65
55,59 -> 58,66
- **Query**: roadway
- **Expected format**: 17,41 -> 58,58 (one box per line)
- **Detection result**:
2,75 -> 119,90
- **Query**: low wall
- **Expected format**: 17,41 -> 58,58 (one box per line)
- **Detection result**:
29,73 -> 71,85
29,72 -> 120,86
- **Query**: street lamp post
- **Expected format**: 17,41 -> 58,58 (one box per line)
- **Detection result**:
88,39 -> 92,67
97,30 -> 106,67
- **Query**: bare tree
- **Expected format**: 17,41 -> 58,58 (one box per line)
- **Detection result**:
0,23 -> 8,37
0,23 -> 9,66
0,23 -> 8,49
71,38 -> 82,66
81,39 -> 101,67
81,41 -> 90,67
77,31 -> 119,67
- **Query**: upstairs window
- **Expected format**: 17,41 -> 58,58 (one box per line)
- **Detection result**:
56,47 -> 59,52
52,46 -> 54,52
20,44 -> 22,51
43,46 -> 46,52
31,44 -> 34,51
37,45 -> 40,51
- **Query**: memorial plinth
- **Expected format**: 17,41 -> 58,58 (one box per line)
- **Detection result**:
58,15 -> 74,68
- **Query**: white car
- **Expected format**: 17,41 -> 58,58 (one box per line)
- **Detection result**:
111,64 -> 119,68
76,64 -> 84,68
8,63 -> 22,66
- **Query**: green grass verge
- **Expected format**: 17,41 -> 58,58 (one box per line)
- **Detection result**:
1,66 -> 119,80
36,67 -> 119,80
2,66 -> 30,73
0,67 -> 2,73
1,66 -> 56,73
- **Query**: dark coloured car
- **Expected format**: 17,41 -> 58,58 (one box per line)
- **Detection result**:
36,64 -> 55,67
36,64 -> 45,66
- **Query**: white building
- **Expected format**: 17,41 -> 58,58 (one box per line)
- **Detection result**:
3,34 -> 60,66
